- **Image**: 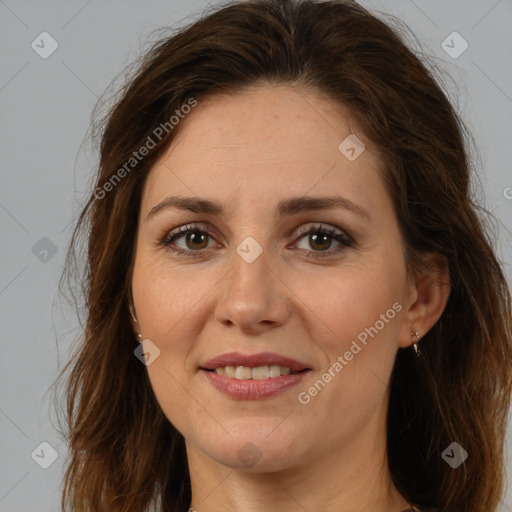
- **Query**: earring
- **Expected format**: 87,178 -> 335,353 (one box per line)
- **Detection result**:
128,303 -> 143,343
128,303 -> 138,324
411,329 -> 421,356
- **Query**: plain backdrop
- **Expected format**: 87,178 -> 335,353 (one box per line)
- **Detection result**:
1,1 -> 511,511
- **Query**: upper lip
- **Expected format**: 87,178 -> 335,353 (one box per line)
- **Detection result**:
201,351 -> 311,372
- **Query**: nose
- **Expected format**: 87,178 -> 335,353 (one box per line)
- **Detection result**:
214,245 -> 291,335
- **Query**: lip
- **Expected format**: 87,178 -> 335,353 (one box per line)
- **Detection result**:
200,351 -> 312,400
201,369 -> 311,400
200,351 -> 310,373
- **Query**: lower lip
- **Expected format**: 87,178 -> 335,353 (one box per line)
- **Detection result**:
201,369 -> 310,400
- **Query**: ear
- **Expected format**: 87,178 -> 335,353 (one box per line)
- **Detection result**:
398,252 -> 451,349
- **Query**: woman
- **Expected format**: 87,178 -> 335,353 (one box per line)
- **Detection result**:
55,0 -> 512,511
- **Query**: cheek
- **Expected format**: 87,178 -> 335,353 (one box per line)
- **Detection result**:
131,257 -> 198,396
292,252 -> 405,418
132,262 -> 204,433
132,252 -> 214,343
291,269 -> 404,436
293,257 -> 404,355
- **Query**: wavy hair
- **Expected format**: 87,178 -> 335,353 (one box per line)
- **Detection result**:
54,1 -> 512,511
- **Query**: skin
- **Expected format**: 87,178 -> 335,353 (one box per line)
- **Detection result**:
130,85 -> 450,512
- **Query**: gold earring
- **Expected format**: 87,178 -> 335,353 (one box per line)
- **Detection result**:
128,303 -> 142,342
128,303 -> 138,324
411,329 -> 421,356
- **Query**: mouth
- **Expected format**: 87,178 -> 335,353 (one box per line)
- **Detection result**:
199,351 -> 312,399
200,351 -> 311,376
202,365 -> 309,379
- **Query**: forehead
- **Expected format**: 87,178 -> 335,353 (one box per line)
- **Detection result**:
165,85 -> 362,161
141,85 -> 389,219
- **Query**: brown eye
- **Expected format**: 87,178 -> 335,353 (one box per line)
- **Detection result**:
308,231 -> 333,251
182,230 -> 210,250
293,224 -> 353,259
161,224 -> 218,256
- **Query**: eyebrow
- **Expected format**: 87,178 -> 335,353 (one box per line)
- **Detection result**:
146,195 -> 371,221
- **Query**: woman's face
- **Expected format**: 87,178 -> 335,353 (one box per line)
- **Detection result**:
131,85 -> 417,472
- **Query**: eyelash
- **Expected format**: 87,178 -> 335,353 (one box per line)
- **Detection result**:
159,222 -> 354,259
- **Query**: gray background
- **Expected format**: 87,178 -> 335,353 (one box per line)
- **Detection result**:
0,0 -> 511,511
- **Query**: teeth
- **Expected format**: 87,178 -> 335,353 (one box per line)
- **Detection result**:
213,365 -> 296,379
235,366 -> 252,379
251,366 -> 270,380
269,364 -> 281,377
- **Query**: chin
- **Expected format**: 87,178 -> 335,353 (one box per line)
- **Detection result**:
212,446 -> 299,473
197,428 -> 304,472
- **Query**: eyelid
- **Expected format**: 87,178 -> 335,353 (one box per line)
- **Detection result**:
160,221 -> 354,258
292,222 -> 353,245
160,222 -> 219,245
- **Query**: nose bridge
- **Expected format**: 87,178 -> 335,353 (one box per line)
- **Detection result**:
225,234 -> 273,301
214,231 -> 290,331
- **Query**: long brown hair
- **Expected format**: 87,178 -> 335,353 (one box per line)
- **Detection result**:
54,1 -> 512,510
